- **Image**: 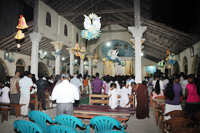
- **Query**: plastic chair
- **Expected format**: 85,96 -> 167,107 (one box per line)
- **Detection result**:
55,114 -> 90,133
13,120 -> 45,133
48,125 -> 78,133
100,131 -> 128,133
28,110 -> 55,132
90,116 -> 124,133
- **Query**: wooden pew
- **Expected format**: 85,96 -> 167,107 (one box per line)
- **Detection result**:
45,92 -> 52,109
0,106 -> 13,122
0,103 -> 25,118
30,94 -> 42,111
89,94 -> 135,107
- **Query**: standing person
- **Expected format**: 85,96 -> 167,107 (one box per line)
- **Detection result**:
164,74 -> 182,120
108,83 -> 118,109
36,73 -> 47,112
179,72 -> 185,85
79,74 -> 84,94
103,75 -> 112,95
88,75 -> 92,94
19,71 -> 33,117
46,75 -> 55,108
181,75 -> 188,98
52,73 -> 79,115
91,73 -> 103,94
127,82 -> 150,119
0,82 -> 10,103
120,82 -> 130,107
152,75 -> 164,100
83,75 -> 89,94
184,74 -> 200,114
70,74 -> 82,107
127,75 -> 135,94
9,71 -> 20,115
30,75 -> 37,110
55,75 -> 62,86
163,76 -> 169,89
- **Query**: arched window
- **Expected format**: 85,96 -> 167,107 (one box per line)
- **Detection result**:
38,62 -> 49,76
46,12 -> 51,27
76,33 -> 79,43
0,58 -> 8,82
16,59 -> 25,75
64,24 -> 68,36
183,56 -> 188,75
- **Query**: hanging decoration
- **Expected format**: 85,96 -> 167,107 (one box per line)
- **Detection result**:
80,44 -> 86,60
84,61 -> 89,66
38,50 -> 46,59
51,51 -> 61,58
14,15 -> 29,49
61,65 -> 66,69
107,49 -> 121,65
197,47 -> 200,58
166,49 -> 170,56
81,13 -> 101,41
8,53 -> 15,63
168,53 -> 176,65
74,42 -> 80,57
102,57 -> 106,65
93,62 -> 97,68
93,53 -> 98,63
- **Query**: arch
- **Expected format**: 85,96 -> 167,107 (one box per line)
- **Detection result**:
16,59 -> 26,75
76,33 -> 79,43
0,57 -> 10,82
173,61 -> 180,74
64,24 -> 68,36
38,62 -> 49,76
191,55 -> 198,74
182,56 -> 188,75
46,12 -> 51,27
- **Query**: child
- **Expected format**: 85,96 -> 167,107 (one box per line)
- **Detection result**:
120,82 -> 130,107
83,75 -> 89,94
1,82 -> 10,103
108,83 -> 118,109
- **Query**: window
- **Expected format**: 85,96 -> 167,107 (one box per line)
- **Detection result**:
46,12 -> 51,27
76,33 -> 79,43
64,24 -> 68,36
16,59 -> 24,65
16,59 -> 25,75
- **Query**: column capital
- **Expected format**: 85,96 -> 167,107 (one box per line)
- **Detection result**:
86,55 -> 93,60
29,32 -> 43,43
51,41 -> 65,50
131,38 -> 145,50
66,47 -> 74,54
128,26 -> 147,38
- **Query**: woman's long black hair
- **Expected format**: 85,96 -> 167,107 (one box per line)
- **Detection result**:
165,74 -> 179,101
155,80 -> 160,95
188,74 -> 200,96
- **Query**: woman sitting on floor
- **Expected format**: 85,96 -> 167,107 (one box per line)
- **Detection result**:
184,74 -> 200,114
164,74 -> 182,120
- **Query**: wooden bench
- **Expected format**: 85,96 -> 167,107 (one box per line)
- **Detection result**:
89,94 -> 135,107
30,94 -> 42,111
45,92 -> 52,109
0,106 -> 13,122
0,103 -> 25,118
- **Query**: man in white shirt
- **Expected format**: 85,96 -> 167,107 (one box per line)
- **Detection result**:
163,76 -> 169,89
181,75 -> 188,98
52,73 -> 79,115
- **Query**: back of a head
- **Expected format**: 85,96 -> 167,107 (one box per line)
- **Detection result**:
131,81 -> 136,86
155,80 -> 160,95
142,80 -> 147,86
55,75 -> 61,81
24,71 -> 30,77
96,73 -> 99,77
61,72 -> 70,80
180,72 -> 184,77
110,83 -> 116,88
166,75 -> 176,101
15,70 -> 20,75
38,73 -> 43,79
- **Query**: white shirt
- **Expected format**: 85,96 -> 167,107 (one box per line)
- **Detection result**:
52,80 -> 79,103
163,79 -> 169,89
153,80 -> 164,92
181,79 -> 188,97
120,86 -> 130,107
127,79 -> 134,94
152,80 -> 156,89
30,83 -> 37,94
179,76 -> 184,84
108,88 -> 118,109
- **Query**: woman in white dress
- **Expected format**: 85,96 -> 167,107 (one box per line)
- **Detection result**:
108,83 -> 118,109
1,82 -> 10,103
120,82 -> 130,107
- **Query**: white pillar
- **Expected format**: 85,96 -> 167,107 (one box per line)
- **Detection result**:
87,55 -> 93,76
29,32 -> 42,79
51,41 -> 64,75
80,59 -> 84,75
67,48 -> 74,76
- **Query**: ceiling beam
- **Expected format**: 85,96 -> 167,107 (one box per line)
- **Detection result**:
61,8 -> 134,16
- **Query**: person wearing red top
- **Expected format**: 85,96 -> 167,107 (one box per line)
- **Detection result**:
83,75 -> 89,94
184,74 -> 200,114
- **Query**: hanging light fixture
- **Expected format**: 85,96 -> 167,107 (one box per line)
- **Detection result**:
74,42 -> 80,57
17,44 -> 21,48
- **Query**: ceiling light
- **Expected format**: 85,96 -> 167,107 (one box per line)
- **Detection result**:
17,44 -> 21,48
44,51 -> 47,55
141,52 -> 144,56
62,57 -> 65,60
107,42 -> 110,46
75,59 -> 77,62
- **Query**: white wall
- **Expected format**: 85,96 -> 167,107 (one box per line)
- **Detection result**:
0,50 -> 68,76
171,41 -> 200,75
